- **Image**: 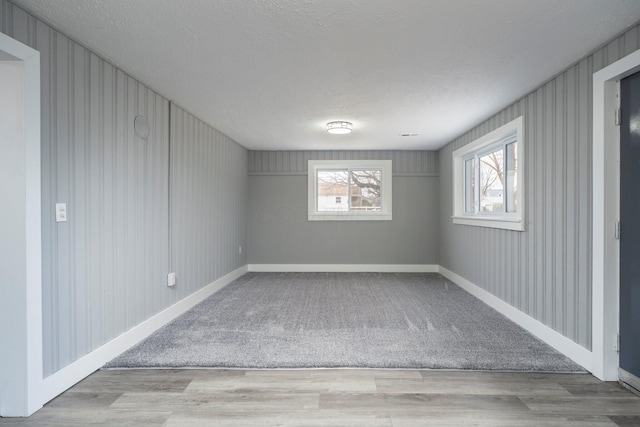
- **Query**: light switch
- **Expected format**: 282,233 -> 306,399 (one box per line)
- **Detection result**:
55,203 -> 67,222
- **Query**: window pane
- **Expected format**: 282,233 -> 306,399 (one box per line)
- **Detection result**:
479,149 -> 504,213
464,158 -> 475,213
317,170 -> 349,212
349,170 -> 382,211
505,142 -> 517,213
451,116 -> 523,230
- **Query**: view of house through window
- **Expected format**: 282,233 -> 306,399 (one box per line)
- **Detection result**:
308,159 -> 392,221
317,169 -> 382,212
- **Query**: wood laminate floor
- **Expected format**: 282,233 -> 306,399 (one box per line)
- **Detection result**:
1,369 -> 640,426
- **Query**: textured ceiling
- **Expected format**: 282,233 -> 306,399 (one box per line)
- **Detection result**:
11,0 -> 640,150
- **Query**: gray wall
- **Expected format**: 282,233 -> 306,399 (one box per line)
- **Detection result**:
1,1 -> 248,377
438,24 -> 640,350
170,104 -> 247,297
248,151 -> 439,265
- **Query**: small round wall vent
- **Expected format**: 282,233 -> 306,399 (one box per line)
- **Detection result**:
134,115 -> 150,140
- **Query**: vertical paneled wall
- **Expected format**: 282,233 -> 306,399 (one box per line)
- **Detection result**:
247,151 -> 439,265
170,104 -> 247,300
439,25 -> 640,350
1,1 -> 248,376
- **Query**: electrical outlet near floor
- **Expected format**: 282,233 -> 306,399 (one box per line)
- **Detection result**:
167,272 -> 176,287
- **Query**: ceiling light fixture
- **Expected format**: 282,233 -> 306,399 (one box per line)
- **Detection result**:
327,121 -> 353,134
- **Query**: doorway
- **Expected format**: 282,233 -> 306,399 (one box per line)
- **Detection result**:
593,48 -> 640,382
619,72 -> 640,392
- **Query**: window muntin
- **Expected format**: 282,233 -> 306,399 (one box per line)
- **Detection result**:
308,160 -> 392,221
453,116 -> 524,231
464,158 -> 475,213
505,142 -> 517,213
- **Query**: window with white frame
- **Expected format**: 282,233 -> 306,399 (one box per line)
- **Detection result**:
452,116 -> 524,231
308,160 -> 392,221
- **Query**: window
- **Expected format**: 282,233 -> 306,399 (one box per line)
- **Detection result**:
452,116 -> 524,231
308,160 -> 392,221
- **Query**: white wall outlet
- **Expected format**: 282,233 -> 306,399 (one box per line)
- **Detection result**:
55,203 -> 67,222
239,245 -> 242,254
167,272 -> 176,287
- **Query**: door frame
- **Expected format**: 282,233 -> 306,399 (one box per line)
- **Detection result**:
0,32 -> 42,416
593,48 -> 640,381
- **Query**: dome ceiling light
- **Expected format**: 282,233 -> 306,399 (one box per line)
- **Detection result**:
327,121 -> 353,134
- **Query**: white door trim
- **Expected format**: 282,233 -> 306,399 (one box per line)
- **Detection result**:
0,32 -> 42,416
592,48 -> 640,381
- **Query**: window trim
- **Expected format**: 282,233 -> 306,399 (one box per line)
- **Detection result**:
452,116 -> 525,231
308,159 -> 392,221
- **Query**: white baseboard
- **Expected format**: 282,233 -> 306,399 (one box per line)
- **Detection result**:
41,265 -> 248,405
248,264 -> 439,273
438,266 -> 593,372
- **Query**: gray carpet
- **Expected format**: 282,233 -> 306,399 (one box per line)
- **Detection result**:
105,272 -> 585,371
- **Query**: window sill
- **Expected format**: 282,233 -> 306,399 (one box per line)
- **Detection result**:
309,213 -> 392,221
452,215 -> 524,231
